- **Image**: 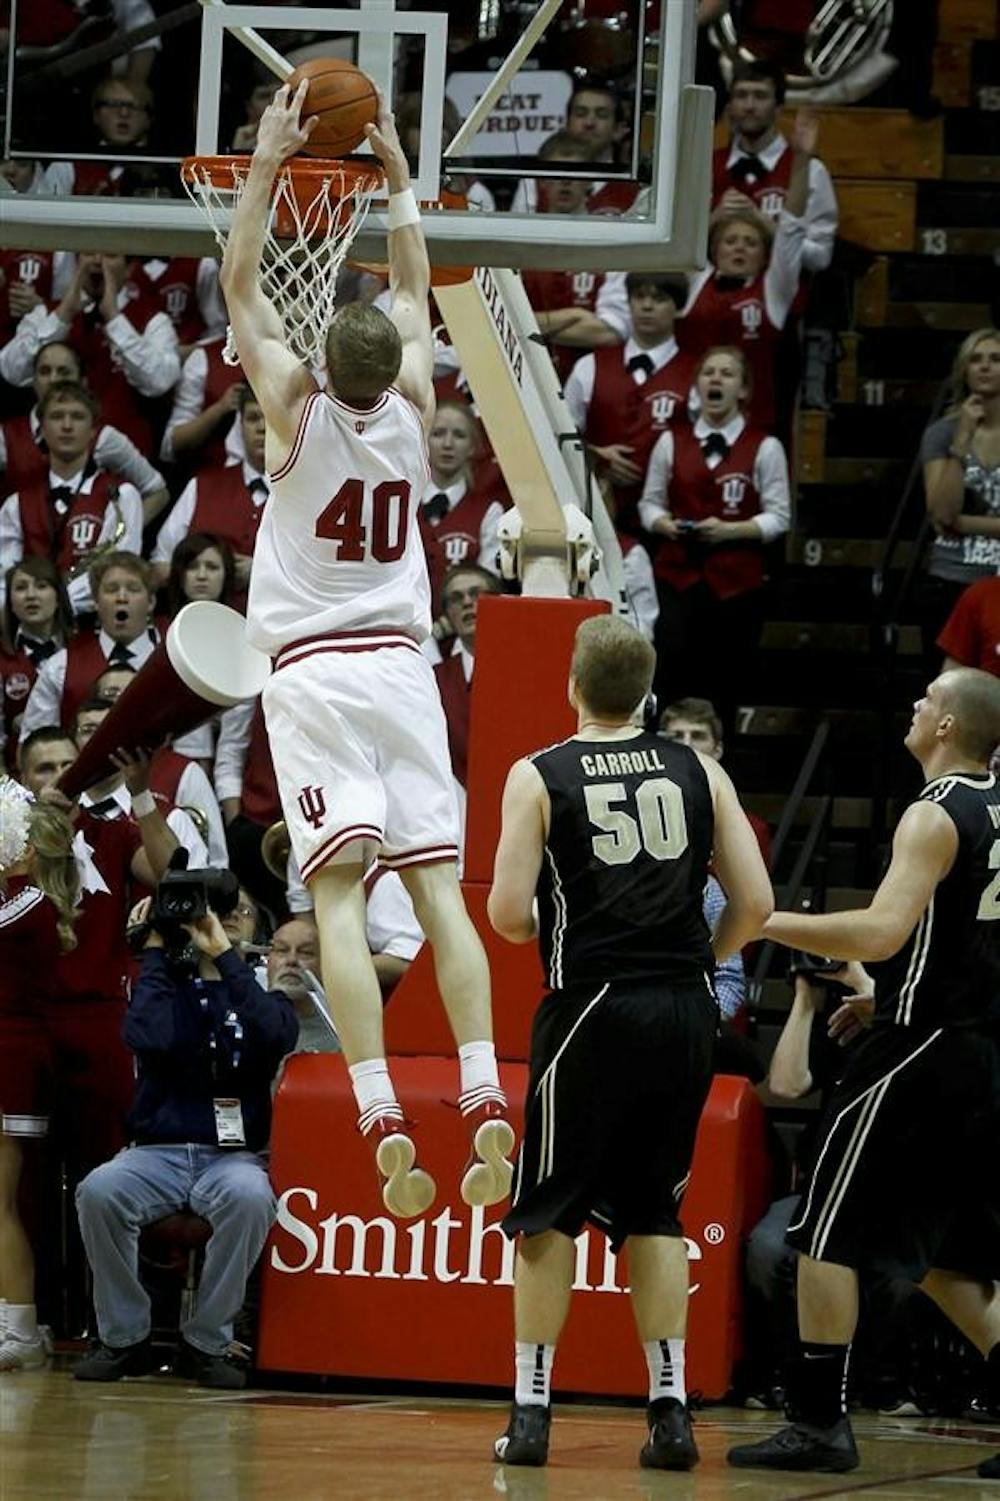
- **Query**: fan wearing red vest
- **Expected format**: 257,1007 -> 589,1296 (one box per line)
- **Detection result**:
72,698 -> 209,870
18,551 -> 157,746
431,563 -> 502,791
0,382 -> 144,618
639,346 -> 791,730
152,392 -> 269,601
714,60 -> 837,274
161,335 -> 247,471
678,110 -> 816,436
43,75 -> 156,199
125,256 -> 226,352
0,253 -> 181,455
520,132 -> 622,385
0,340 -> 169,523
0,557 -> 74,771
420,401 -> 507,604
213,694 -> 289,920
564,271 -> 693,535
509,80 -> 636,215
14,728 -> 181,1295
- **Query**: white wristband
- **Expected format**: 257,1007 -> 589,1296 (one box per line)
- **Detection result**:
387,188 -> 420,231
130,789 -> 156,818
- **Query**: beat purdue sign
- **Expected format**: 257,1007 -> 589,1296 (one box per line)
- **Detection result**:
256,1057 -> 772,1397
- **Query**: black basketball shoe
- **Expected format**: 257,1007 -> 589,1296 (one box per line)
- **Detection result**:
727,1417 -> 859,1472
639,1396 -> 699,1470
494,1402 -> 551,1466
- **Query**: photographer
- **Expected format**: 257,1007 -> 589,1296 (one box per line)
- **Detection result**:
743,959 -> 873,1408
74,874 -> 297,1390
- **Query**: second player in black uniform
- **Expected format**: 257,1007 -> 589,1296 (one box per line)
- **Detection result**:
488,614 -> 773,1471
729,667 -> 1000,1476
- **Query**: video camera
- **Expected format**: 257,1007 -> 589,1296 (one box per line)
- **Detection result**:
130,852 -> 241,954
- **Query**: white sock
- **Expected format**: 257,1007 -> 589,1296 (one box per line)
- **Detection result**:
457,1041 -> 505,1110
644,1338 -> 686,1403
515,1342 -> 554,1408
348,1059 -> 402,1133
4,1304 -> 39,1342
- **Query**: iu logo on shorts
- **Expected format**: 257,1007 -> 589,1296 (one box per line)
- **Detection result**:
297,785 -> 327,830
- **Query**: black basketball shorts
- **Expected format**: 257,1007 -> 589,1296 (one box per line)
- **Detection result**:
502,976 -> 718,1251
786,1022 -> 1000,1280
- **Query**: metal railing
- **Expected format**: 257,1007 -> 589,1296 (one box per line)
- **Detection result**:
748,718 -> 833,1012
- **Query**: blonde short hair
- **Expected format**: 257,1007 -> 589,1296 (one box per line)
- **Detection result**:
570,615 -> 655,718
325,303 -> 402,404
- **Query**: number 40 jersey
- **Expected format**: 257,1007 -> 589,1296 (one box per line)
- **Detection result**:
531,731 -> 716,992
873,771 -> 1000,1031
247,385 -> 433,655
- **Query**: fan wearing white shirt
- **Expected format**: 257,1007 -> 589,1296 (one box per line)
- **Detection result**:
639,346 -> 791,729
152,393 -> 270,597
564,271 -> 693,534
0,383 -> 143,619
420,402 -> 506,606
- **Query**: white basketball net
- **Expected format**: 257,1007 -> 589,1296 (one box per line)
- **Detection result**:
182,159 -> 381,368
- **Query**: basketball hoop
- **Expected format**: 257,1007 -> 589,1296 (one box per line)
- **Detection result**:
181,154 -> 383,368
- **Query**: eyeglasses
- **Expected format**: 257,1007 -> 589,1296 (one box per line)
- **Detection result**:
97,100 -> 147,114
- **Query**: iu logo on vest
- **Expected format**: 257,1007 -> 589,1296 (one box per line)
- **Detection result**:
572,272 -> 596,303
165,285 -> 190,320
759,189 -> 785,217
649,392 -> 678,429
720,474 -> 748,513
15,255 -> 44,285
738,301 -> 763,338
68,513 -> 102,552
297,785 -> 327,830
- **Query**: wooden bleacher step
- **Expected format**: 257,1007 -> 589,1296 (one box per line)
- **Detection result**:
775,107 -> 944,180
938,0 -> 998,43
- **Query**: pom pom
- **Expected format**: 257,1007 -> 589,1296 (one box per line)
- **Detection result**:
0,777 -> 34,874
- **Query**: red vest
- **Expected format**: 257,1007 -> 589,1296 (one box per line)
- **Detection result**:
0,249 -> 54,345
70,160 -> 125,197
1,414 -> 46,495
18,470 -> 121,574
677,273 -> 782,429
4,0 -> 110,46
64,292 -> 163,450
654,424 -> 768,600
419,467 -> 506,608
190,464 -> 266,557
128,257 -> 206,345
587,345 -> 695,531
60,633 -> 112,728
0,643 -> 37,770
58,809 -> 141,1005
588,180 -> 640,215
193,338 -> 245,470
521,269 -> 605,383
148,746 -> 192,806
242,700 -> 282,826
433,652 -> 470,789
711,142 -> 795,223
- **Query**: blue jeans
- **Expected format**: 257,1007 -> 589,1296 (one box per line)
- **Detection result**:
76,1144 -> 276,1355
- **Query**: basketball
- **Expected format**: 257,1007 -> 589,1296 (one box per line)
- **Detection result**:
288,58 -> 378,159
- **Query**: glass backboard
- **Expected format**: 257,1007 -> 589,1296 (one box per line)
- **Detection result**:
2,0 -> 712,272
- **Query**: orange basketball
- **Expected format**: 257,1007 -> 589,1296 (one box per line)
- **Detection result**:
288,58 -> 378,159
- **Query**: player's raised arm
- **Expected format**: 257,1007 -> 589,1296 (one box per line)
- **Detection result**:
219,81 -> 318,449
364,95 -> 434,430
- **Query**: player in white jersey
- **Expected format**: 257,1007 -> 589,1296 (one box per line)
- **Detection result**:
219,82 -> 513,1220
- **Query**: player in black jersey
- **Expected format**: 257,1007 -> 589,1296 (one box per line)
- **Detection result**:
729,668 -> 1000,1477
487,614 -> 773,1470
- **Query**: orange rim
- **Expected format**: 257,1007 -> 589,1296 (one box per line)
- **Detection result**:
181,154 -> 384,196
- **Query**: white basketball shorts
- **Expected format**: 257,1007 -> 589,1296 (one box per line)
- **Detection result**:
262,631 -> 460,883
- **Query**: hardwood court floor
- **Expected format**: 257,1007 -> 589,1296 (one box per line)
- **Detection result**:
3,1369 -> 1000,1500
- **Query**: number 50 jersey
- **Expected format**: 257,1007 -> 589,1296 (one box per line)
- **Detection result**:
247,386 -> 432,655
531,731 -> 715,991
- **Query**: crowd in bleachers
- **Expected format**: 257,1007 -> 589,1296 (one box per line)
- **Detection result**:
2,0 -> 1000,1407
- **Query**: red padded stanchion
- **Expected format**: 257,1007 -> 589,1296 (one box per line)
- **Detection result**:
259,1058 -> 772,1398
